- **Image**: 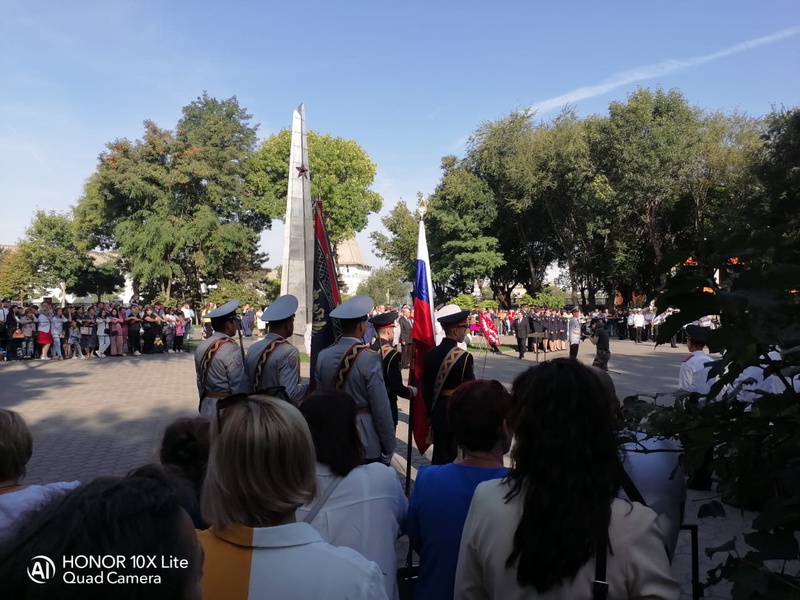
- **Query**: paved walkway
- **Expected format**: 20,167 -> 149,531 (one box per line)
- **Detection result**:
1,337 -> 745,598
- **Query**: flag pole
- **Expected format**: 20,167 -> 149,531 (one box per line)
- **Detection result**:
405,341 -> 417,497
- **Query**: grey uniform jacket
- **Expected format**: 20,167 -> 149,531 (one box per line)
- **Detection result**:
568,318 -> 582,345
246,333 -> 306,404
194,332 -> 251,416
314,336 -> 396,461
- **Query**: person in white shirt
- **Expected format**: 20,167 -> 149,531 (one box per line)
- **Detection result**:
297,390 -> 407,600
567,308 -> 582,359
633,309 -> 646,343
95,310 -> 110,358
679,325 -> 715,395
36,306 -> 53,360
49,307 -> 67,360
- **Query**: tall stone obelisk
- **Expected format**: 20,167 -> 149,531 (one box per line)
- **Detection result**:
280,104 -> 314,349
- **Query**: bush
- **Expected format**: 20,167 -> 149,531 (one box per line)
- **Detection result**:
449,294 -> 476,310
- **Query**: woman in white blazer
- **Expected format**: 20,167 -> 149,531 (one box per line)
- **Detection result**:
455,359 -> 679,599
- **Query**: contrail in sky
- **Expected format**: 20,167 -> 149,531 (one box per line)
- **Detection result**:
530,27 -> 800,114
4,120 -> 57,177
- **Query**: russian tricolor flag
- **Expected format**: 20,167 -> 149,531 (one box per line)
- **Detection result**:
410,218 -> 435,453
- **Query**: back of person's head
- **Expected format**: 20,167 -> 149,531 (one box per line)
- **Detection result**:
159,417 -> 210,484
203,395 -> 317,529
0,408 -> 33,483
505,358 -> 623,592
448,380 -> 512,453
0,470 -> 202,600
299,390 -> 364,476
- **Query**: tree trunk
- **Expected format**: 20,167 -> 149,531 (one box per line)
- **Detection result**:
166,279 -> 172,303
567,260 -> 579,306
588,279 -> 597,309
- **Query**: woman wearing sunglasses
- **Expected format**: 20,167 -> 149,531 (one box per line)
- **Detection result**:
198,394 -> 388,600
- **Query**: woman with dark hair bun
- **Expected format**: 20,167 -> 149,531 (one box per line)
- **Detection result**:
406,379 -> 512,600
297,389 -> 406,600
455,359 -> 679,599
160,417 -> 211,529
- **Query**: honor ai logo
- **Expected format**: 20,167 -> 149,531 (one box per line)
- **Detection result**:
27,555 -> 57,584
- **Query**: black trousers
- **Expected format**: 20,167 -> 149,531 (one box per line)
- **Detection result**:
431,431 -> 457,465
516,338 -> 526,357
569,343 -> 579,359
400,343 -> 411,369
128,329 -> 141,354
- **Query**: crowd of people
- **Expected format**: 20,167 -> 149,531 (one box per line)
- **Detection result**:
0,356 -> 683,599
0,298 -> 197,361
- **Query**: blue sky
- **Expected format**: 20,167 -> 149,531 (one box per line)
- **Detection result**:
2,0 -> 798,267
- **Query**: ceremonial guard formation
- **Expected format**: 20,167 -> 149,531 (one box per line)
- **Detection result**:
194,300 -> 249,418
245,294 -> 306,404
314,295 -> 397,465
369,311 -> 417,426
422,310 -> 475,465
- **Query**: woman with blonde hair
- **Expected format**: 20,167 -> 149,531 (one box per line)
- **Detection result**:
199,394 -> 387,600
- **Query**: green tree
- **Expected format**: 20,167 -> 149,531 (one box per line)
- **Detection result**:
448,294 -> 476,310
596,87 -> 700,284
205,278 -> 265,310
370,201 -> 419,283
427,157 -> 505,303
532,285 -> 567,309
465,112 -> 558,297
356,268 -> 409,307
75,94 -> 269,304
755,107 -> 800,232
0,248 -> 37,300
17,211 -> 85,302
67,261 -> 126,302
249,130 -> 383,247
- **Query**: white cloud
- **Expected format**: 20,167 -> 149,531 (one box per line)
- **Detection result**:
530,27 -> 800,114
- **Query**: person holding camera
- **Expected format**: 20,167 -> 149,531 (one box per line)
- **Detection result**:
589,317 -> 611,371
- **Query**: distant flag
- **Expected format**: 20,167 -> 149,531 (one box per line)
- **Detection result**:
410,218 -> 435,454
309,200 -> 341,388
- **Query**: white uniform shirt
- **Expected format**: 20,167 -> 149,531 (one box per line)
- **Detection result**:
679,351 -> 714,394
633,313 -> 645,328
296,463 -> 407,600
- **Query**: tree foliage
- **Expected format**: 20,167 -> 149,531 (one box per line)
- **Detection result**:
356,267 -> 409,307
18,211 -> 85,297
249,129 -> 383,247
372,87 -> 795,311
67,261 -> 125,302
0,248 -> 37,300
370,201 -> 418,284
74,93 -> 267,304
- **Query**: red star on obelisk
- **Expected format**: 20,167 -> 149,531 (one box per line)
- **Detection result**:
296,164 -> 309,178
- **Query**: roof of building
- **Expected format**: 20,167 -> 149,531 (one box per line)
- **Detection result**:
336,238 -> 370,268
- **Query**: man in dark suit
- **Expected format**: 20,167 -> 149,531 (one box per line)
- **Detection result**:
370,311 -> 417,425
511,309 -> 531,359
422,310 -> 475,464
398,306 -> 413,368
